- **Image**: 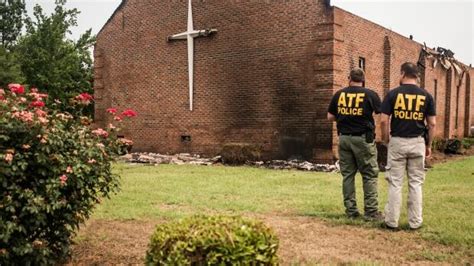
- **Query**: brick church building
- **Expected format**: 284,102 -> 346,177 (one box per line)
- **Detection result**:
94,0 -> 473,162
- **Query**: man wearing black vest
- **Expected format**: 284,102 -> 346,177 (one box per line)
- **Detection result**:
381,62 -> 436,230
328,68 -> 383,221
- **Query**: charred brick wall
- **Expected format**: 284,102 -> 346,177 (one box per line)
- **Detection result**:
95,0 -> 336,162
95,1 -> 473,162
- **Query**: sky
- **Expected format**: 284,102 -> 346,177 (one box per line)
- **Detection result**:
26,0 -> 474,65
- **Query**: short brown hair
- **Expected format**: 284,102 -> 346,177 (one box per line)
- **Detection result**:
401,62 -> 419,78
349,68 -> 365,83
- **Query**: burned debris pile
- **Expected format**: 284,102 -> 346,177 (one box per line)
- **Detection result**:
119,153 -> 339,172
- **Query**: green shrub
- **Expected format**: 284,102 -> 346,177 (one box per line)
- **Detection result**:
220,143 -> 262,164
432,138 -> 447,152
0,85 -> 135,264
145,215 -> 279,265
445,139 -> 463,154
461,137 -> 474,149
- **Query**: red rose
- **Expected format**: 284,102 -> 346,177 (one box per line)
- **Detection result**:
30,101 -> 45,108
79,93 -> 93,100
92,128 -> 109,138
106,108 -> 117,114
8,84 -> 25,94
35,109 -> 47,117
75,93 -> 94,105
121,109 -> 137,117
60,174 -> 68,185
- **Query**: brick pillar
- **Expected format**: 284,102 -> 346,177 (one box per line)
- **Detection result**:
444,68 -> 453,138
417,51 -> 426,89
383,36 -> 391,97
465,72 -> 472,137
93,47 -> 107,128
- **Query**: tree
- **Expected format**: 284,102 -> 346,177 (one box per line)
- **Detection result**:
0,46 -> 24,87
0,0 -> 25,49
0,0 -> 26,86
16,0 -> 95,104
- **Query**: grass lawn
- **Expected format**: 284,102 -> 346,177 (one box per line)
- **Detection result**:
90,156 -> 474,261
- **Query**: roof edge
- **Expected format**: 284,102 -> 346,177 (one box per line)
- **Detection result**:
333,6 -> 471,67
96,0 -> 127,37
333,6 -> 424,47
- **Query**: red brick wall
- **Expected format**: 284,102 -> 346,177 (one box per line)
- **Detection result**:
470,69 -> 474,135
452,70 -> 469,138
332,7 -> 421,155
423,59 -> 448,138
331,7 -> 472,157
95,1 -> 473,162
95,0 -> 336,162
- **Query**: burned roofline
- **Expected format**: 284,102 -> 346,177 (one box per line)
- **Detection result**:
96,0 -> 127,37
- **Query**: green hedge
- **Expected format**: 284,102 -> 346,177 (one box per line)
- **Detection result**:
145,215 -> 279,265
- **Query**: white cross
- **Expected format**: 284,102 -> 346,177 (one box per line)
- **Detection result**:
168,0 -> 217,111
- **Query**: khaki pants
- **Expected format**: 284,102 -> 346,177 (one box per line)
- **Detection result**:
384,136 -> 426,229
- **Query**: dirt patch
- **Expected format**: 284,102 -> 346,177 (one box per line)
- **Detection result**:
69,215 -> 470,265
260,215 -> 467,264
69,220 -> 158,265
426,148 -> 474,166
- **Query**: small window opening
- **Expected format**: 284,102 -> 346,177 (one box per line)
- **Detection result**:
181,135 -> 191,143
358,57 -> 366,71
434,79 -> 438,101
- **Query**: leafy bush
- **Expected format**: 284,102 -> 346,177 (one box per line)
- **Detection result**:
432,138 -> 447,152
461,138 -> 474,149
0,84 -> 135,264
145,215 -> 279,265
220,143 -> 262,165
444,139 -> 463,154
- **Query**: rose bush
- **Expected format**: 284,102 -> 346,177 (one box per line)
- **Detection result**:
0,84 -> 135,264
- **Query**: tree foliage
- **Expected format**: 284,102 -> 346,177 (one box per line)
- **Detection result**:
15,0 -> 95,106
0,0 -> 26,87
0,46 -> 24,87
0,0 -> 25,49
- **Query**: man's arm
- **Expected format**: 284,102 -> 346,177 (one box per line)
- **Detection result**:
381,114 -> 390,145
327,112 -> 336,122
327,93 -> 338,122
425,115 -> 436,158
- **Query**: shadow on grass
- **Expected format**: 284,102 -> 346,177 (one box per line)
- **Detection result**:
299,211 -> 416,231
300,211 -> 368,226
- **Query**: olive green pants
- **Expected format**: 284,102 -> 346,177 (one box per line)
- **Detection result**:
338,135 -> 379,216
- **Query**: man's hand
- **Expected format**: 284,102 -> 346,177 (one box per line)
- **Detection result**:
426,116 -> 436,159
327,112 -> 336,122
426,147 -> 432,158
380,114 -> 390,145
